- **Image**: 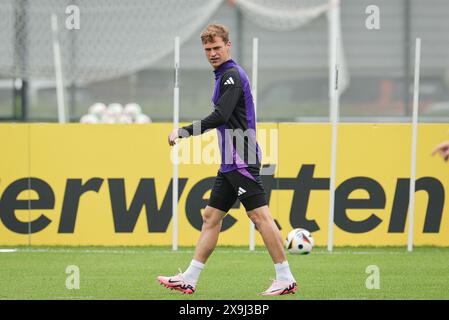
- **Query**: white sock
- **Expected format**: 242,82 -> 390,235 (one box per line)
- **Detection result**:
182,259 -> 205,285
274,261 -> 295,282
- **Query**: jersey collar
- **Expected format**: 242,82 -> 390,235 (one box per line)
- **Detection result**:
213,59 -> 237,79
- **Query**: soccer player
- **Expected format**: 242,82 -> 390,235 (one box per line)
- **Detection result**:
158,24 -> 297,296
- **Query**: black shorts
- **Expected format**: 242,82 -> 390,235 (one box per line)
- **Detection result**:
208,167 -> 268,212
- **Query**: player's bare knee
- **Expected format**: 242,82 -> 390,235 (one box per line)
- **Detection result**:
202,207 -> 223,228
202,212 -> 214,226
248,213 -> 258,227
248,210 -> 264,226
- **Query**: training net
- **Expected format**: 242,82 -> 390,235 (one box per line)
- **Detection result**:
235,0 -> 349,94
0,0 -> 350,122
0,1 -> 348,85
0,0 -> 223,83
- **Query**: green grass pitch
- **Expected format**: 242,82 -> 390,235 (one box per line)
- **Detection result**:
1,246 -> 448,300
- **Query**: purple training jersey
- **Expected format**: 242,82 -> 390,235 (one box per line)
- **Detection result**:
180,59 -> 262,173
212,60 -> 261,172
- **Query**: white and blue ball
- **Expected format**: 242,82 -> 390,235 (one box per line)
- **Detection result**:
285,228 -> 314,254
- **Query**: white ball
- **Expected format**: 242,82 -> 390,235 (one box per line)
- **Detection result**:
107,103 -> 123,116
134,114 -> 152,123
285,228 -> 314,254
88,102 -> 107,115
100,113 -> 117,124
117,114 -> 133,124
80,114 -> 99,124
123,103 -> 142,116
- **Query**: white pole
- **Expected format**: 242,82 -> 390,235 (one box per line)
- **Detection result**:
249,38 -> 258,251
172,36 -> 180,251
407,38 -> 421,252
327,0 -> 340,252
252,38 -> 258,120
51,14 -> 67,123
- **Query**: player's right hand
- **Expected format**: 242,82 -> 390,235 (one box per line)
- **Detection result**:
168,129 -> 179,146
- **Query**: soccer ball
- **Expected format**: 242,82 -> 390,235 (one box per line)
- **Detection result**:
88,102 -> 107,116
107,103 -> 124,116
134,114 -> 152,123
79,114 -> 99,124
285,228 -> 314,254
117,114 -> 133,124
123,103 -> 142,117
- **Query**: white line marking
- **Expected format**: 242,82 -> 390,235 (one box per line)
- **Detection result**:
0,249 -> 17,253
54,296 -> 95,300
10,248 -> 442,255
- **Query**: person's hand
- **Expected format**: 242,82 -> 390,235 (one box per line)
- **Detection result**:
432,141 -> 449,161
168,128 -> 179,146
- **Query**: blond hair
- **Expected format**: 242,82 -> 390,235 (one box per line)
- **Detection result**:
200,24 -> 230,44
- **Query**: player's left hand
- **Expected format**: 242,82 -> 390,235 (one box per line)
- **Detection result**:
168,128 -> 179,146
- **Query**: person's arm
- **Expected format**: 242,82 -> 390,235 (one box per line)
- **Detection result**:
180,70 -> 242,137
432,140 -> 449,161
179,86 -> 242,137
168,70 -> 242,146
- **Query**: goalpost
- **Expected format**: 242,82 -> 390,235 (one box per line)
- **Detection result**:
327,0 -> 341,253
51,14 -> 67,123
